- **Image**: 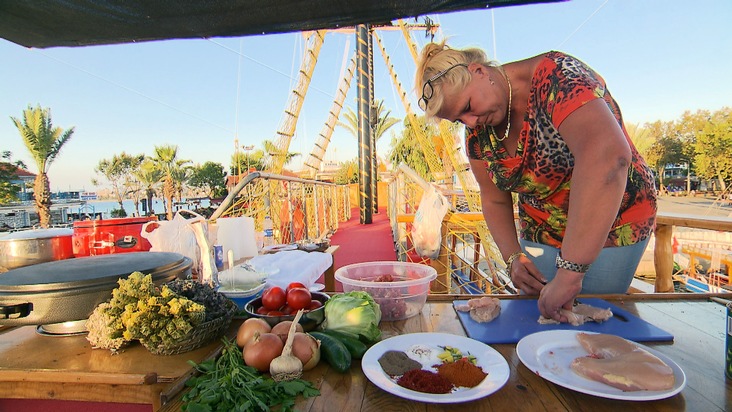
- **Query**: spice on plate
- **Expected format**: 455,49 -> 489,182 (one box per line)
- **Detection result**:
397,369 -> 454,394
436,358 -> 487,388
378,350 -> 422,376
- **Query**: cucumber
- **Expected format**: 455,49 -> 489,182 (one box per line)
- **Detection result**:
309,331 -> 352,373
319,330 -> 369,359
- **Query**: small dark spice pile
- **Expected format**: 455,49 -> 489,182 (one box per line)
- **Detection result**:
378,350 -> 422,376
397,369 -> 453,394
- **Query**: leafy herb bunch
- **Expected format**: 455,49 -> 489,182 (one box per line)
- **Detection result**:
182,338 -> 320,412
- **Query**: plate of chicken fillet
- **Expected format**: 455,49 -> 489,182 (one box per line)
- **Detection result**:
517,330 -> 686,401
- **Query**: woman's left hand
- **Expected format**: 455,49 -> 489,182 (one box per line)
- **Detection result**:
538,269 -> 583,322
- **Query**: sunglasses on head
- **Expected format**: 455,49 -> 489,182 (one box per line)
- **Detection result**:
418,63 -> 468,111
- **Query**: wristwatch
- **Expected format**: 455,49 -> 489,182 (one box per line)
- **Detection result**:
555,252 -> 591,273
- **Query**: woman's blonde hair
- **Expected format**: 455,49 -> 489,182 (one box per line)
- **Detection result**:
415,40 -> 499,117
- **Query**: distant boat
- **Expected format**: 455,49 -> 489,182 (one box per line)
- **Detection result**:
681,274 -> 729,294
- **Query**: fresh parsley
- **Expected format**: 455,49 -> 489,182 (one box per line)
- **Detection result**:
182,338 -> 320,411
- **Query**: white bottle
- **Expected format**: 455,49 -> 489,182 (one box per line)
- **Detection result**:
263,216 -> 275,247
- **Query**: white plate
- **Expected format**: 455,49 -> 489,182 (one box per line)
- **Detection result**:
263,244 -> 297,253
516,330 -> 686,401
361,332 -> 510,403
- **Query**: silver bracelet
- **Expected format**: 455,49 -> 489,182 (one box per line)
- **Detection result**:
555,252 -> 591,273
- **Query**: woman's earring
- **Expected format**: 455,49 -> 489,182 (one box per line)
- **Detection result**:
489,77 -> 495,85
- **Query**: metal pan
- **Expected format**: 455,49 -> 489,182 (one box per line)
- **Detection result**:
0,251 -> 192,326
0,228 -> 74,271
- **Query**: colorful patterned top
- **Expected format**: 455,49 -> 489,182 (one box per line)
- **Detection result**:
465,51 -> 657,248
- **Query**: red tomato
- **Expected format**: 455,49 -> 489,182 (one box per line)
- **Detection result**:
281,305 -> 294,315
307,300 -> 323,311
262,286 -> 286,310
286,282 -> 307,293
286,287 -> 312,311
267,310 -> 285,316
255,306 -> 269,315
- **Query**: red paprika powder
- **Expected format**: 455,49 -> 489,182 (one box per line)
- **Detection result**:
396,369 -> 453,394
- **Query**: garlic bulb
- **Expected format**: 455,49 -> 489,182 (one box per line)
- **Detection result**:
269,309 -> 305,381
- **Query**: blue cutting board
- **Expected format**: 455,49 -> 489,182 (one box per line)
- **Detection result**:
453,298 -> 673,344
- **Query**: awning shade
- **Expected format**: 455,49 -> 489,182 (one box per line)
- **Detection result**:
0,0 -> 563,48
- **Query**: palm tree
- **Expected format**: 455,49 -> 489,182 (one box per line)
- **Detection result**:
262,139 -> 300,172
150,145 -> 191,220
134,158 -> 162,216
10,105 -> 74,227
337,99 -> 400,167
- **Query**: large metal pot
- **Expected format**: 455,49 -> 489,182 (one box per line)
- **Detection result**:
0,228 -> 74,271
0,251 -> 192,326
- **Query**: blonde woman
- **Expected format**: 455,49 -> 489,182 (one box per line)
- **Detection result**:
416,41 -> 656,323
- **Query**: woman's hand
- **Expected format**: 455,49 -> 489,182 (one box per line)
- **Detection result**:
538,269 -> 583,322
510,255 -> 546,295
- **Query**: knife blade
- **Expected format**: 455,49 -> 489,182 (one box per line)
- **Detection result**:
613,311 -> 629,322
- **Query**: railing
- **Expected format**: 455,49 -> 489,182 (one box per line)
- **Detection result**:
208,168 -> 731,295
389,164 -> 732,295
211,171 -> 350,244
653,212 -> 732,292
388,165 -> 509,295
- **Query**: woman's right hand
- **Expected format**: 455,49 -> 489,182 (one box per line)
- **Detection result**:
509,255 -> 546,295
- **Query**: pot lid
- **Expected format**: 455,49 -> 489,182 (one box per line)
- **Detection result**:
0,228 -> 73,241
0,252 -> 190,293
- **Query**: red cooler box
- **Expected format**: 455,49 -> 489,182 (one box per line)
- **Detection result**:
72,216 -> 157,256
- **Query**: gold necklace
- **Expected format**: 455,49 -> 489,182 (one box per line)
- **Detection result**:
490,69 -> 512,142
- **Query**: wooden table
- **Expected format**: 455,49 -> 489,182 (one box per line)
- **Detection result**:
3,294 -> 731,411
164,294 -> 732,412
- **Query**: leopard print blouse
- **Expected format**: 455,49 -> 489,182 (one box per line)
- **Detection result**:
466,51 -> 657,248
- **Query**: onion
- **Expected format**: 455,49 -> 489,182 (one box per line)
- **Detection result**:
236,318 -> 272,348
291,332 -> 321,371
243,332 -> 283,372
271,320 -> 304,343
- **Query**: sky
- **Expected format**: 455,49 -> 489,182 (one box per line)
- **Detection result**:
1,0 -> 730,192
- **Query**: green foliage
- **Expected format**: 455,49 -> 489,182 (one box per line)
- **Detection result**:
0,151 -> 24,204
388,116 -> 434,181
110,207 -> 127,218
692,107 -> 732,190
182,338 -> 319,411
189,161 -> 227,198
150,145 -> 191,220
338,99 -> 400,143
230,148 -> 266,175
94,152 -> 144,209
10,105 -> 74,227
334,159 -> 359,184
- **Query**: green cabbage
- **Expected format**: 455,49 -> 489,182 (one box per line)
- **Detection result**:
322,291 -> 382,343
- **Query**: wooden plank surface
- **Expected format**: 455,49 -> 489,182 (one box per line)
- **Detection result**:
0,322 -> 237,409
284,298 -> 729,412
4,296 -> 731,411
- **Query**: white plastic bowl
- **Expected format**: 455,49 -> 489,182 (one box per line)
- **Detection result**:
218,282 -> 266,310
334,261 -> 437,321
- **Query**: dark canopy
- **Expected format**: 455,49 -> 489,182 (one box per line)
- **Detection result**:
0,0 -> 562,49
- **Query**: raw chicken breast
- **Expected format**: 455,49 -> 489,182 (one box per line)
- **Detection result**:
455,297 -> 501,323
538,303 -> 613,326
576,331 -> 638,358
570,333 -> 675,391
